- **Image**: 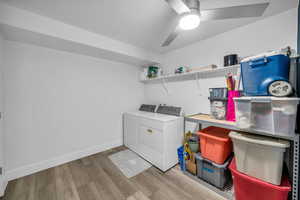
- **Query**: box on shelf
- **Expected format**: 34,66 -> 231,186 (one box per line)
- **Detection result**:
189,64 -> 217,72
229,158 -> 291,200
198,127 -> 232,164
229,131 -> 290,185
195,153 -> 232,189
234,97 -> 300,137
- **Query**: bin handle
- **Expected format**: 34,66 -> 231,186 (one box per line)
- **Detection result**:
249,56 -> 268,67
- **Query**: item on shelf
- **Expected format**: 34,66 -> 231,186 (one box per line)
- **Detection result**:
184,131 -> 193,142
234,97 -> 300,137
147,66 -> 159,78
188,140 -> 199,153
229,158 -> 291,200
177,146 -> 186,171
241,49 -> 292,96
196,153 -> 232,189
209,88 -> 228,120
209,99 -> 227,120
175,66 -> 188,74
189,64 -> 217,72
186,153 -> 197,175
226,90 -> 241,121
184,142 -> 192,159
224,54 -> 238,67
140,68 -> 148,81
189,133 -> 199,142
226,73 -> 238,91
209,88 -> 228,99
198,126 -> 232,164
229,132 -> 290,185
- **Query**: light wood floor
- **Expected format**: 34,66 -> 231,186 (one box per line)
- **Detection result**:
1,146 -> 226,200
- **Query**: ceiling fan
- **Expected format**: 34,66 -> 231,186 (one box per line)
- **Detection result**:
162,0 -> 269,47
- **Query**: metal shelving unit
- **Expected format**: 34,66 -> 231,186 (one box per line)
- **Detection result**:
184,114 -> 299,200
184,171 -> 234,200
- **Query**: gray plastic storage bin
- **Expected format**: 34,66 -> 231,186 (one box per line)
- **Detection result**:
195,153 -> 231,189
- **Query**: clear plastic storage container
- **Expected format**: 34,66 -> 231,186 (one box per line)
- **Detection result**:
234,97 -> 300,137
229,132 -> 290,185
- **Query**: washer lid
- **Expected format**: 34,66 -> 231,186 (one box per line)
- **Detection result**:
124,111 -> 181,122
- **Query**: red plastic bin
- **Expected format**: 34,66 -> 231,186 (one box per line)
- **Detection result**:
229,158 -> 291,200
198,126 -> 232,164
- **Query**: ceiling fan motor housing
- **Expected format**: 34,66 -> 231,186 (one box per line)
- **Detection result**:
183,0 -> 200,12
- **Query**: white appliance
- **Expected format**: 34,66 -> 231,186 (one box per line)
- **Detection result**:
123,111 -> 183,172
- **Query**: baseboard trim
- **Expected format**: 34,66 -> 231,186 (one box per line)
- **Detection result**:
6,140 -> 123,181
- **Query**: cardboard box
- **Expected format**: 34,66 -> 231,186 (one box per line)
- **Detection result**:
186,153 -> 197,175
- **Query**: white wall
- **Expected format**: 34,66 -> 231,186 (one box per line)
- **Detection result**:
145,8 -> 298,115
0,33 -> 6,196
3,41 -> 145,180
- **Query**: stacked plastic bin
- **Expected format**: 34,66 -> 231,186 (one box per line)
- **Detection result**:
195,126 -> 233,189
229,49 -> 297,200
229,132 -> 291,200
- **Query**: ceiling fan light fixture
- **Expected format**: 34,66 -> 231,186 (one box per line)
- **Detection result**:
179,13 -> 200,30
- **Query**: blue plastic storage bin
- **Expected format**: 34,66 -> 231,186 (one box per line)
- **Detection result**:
177,146 -> 186,171
241,54 -> 290,96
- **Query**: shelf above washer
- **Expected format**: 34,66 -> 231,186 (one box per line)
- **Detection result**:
141,64 -> 240,84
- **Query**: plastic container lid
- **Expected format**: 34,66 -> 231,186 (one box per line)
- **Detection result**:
199,127 -> 230,142
234,97 -> 300,102
241,49 -> 289,63
229,132 -> 290,148
195,153 -> 231,168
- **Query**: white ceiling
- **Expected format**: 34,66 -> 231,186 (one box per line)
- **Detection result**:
0,0 -> 298,53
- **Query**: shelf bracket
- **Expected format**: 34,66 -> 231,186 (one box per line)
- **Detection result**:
161,77 -> 170,95
195,72 -> 202,96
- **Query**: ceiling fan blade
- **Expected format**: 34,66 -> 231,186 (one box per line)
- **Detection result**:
200,3 -> 269,21
161,26 -> 180,47
165,0 -> 191,14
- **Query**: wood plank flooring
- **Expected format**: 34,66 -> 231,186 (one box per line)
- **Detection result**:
1,146 -> 227,200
